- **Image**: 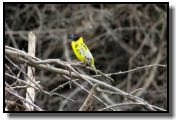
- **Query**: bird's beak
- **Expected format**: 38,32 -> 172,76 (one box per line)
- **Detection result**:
68,34 -> 74,39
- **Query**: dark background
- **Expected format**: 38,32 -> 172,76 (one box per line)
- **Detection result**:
5,3 -> 167,111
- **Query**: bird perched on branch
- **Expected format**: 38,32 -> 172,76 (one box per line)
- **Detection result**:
68,34 -> 97,74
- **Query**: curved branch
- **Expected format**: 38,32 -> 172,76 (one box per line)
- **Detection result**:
5,46 -> 167,111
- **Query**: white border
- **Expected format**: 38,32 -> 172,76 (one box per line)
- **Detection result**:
1,0 -> 180,124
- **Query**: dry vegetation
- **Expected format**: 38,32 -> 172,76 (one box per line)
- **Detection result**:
5,4 -> 167,111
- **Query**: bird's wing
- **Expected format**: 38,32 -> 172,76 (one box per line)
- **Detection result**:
79,42 -> 93,63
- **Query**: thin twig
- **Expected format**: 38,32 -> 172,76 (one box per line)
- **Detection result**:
62,75 -> 113,110
106,64 -> 167,76
79,84 -> 98,111
98,102 -> 145,111
5,73 -> 74,102
5,83 -> 43,111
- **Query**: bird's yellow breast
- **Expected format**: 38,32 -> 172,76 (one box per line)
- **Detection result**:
71,37 -> 87,62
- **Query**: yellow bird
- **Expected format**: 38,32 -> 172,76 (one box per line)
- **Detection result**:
69,34 -> 97,74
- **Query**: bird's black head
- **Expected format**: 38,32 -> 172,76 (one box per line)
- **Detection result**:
68,34 -> 80,41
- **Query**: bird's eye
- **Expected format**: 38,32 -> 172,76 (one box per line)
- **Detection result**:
74,35 -> 78,38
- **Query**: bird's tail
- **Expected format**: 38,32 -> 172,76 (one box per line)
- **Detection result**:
91,63 -> 97,74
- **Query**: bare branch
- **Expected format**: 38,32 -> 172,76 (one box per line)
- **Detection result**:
98,102 -> 145,111
5,83 -> 43,111
106,64 -> 167,76
79,84 -> 98,111
5,46 -> 166,111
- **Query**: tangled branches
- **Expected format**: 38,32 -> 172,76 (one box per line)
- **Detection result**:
5,4 -> 167,111
5,45 -> 166,111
